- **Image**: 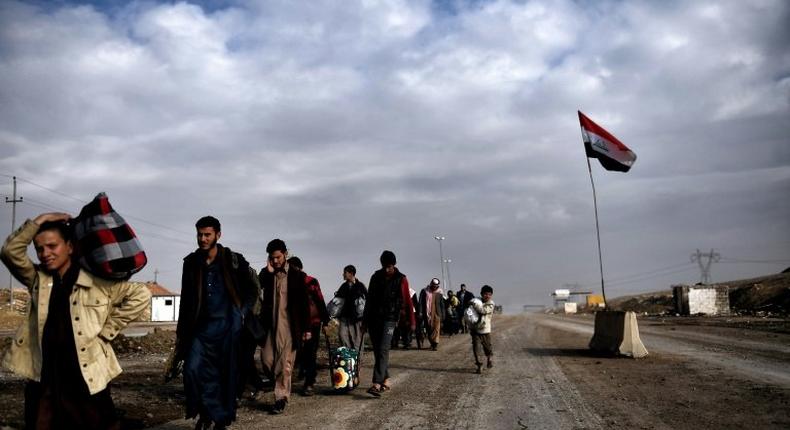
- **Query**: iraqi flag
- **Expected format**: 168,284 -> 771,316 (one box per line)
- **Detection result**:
578,111 -> 637,172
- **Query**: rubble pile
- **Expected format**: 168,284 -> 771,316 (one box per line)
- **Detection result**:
112,329 -> 176,356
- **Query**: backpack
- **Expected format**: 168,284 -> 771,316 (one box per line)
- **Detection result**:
464,298 -> 481,326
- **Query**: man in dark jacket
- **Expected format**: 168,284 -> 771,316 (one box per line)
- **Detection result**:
457,283 -> 475,333
362,250 -> 415,397
258,239 -> 311,414
334,265 -> 367,351
175,216 -> 258,430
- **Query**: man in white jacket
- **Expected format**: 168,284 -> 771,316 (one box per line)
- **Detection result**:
470,285 -> 495,374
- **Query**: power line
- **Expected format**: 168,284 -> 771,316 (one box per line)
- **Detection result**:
3,174 -> 192,237
579,261 -> 695,289
606,265 -> 696,288
604,261 -> 694,283
22,197 -> 75,213
719,257 -> 790,264
133,227 -> 194,246
15,177 -> 86,203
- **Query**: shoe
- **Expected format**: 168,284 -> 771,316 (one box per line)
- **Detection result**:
271,398 -> 287,414
475,364 -> 482,374
194,417 -> 212,430
367,385 -> 382,397
487,359 -> 493,369
430,344 -> 437,351
302,385 -> 315,397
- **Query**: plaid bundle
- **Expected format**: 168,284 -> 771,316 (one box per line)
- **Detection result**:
73,192 -> 147,280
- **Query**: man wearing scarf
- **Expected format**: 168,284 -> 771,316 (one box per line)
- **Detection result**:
258,239 -> 310,414
1,212 -> 150,430
175,216 -> 258,430
419,278 -> 446,351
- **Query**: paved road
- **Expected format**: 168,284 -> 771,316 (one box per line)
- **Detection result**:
140,312 -> 790,429
150,315 -> 604,430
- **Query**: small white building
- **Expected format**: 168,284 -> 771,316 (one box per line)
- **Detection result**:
140,282 -> 180,322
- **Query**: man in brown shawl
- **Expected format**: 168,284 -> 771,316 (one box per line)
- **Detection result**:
418,277 -> 446,351
258,239 -> 310,414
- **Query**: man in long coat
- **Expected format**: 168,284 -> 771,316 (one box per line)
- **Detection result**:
419,278 -> 446,351
175,216 -> 257,430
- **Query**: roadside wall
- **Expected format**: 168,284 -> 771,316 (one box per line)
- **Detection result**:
673,285 -> 730,315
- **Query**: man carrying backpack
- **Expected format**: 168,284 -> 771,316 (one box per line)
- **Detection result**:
457,283 -> 475,333
333,265 -> 367,351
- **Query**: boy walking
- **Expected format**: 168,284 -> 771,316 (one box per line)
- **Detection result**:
470,285 -> 495,374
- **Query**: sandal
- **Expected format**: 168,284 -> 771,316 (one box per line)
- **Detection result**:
367,385 -> 382,397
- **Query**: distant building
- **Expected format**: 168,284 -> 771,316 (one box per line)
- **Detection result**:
134,282 -> 180,322
586,294 -> 605,309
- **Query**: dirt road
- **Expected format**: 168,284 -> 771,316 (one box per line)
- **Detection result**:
147,313 -> 790,430
2,313 -> 789,429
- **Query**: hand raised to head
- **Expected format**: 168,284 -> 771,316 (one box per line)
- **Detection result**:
33,212 -> 72,225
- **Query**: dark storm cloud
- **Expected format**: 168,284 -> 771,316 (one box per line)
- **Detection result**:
1,0 -> 788,311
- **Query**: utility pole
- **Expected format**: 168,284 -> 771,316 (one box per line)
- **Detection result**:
434,236 -> 446,288
444,258 -> 452,291
691,249 -> 720,284
5,176 -> 23,306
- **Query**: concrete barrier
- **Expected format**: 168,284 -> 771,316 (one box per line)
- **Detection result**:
588,310 -> 648,358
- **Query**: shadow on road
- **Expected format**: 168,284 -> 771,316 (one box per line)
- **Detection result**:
387,363 -> 477,374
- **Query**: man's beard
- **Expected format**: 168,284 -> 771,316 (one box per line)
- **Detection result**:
198,238 -> 218,253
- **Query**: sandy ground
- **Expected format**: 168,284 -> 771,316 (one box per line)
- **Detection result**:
2,313 -> 790,429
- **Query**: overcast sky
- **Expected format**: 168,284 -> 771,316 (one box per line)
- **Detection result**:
1,0 -> 788,312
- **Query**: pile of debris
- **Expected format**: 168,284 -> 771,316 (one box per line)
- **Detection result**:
607,272 -> 790,317
727,273 -> 790,316
610,293 -> 675,315
111,329 -> 176,356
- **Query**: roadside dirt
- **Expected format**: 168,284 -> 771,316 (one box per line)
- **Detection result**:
2,314 -> 789,429
537,314 -> 790,429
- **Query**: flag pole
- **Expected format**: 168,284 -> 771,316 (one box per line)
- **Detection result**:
585,156 -> 607,308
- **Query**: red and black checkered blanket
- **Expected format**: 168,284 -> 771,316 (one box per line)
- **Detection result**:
73,192 -> 147,280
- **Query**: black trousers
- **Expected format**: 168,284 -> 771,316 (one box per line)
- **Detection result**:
368,321 -> 396,384
298,325 -> 322,386
237,328 -> 265,396
25,380 -> 119,430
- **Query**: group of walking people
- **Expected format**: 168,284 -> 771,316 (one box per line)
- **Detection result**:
391,280 -> 479,350
0,212 -> 495,430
